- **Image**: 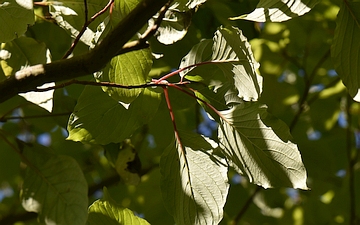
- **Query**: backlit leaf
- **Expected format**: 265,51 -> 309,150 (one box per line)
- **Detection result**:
218,102 -> 308,189
21,145 -> 88,225
231,0 -> 319,22
149,5 -> 192,45
98,49 -> 153,104
0,37 -> 47,76
49,0 -> 110,46
160,132 -> 229,225
88,199 -> 150,225
332,1 -> 360,102
180,27 -> 262,102
0,0 -> 34,43
67,86 -> 161,144
0,37 -> 55,111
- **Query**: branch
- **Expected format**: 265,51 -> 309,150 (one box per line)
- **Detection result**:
0,0 -> 171,103
62,0 -> 115,59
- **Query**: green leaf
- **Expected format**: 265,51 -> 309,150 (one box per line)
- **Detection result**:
92,0 -> 141,45
176,0 -> 207,10
0,37 -> 47,76
49,0 -> 110,46
21,145 -> 88,225
150,5 -> 193,45
0,37 -> 54,111
104,140 -> 141,185
231,0 -> 319,22
67,86 -> 161,144
218,102 -> 308,189
0,0 -> 34,43
88,199 -> 150,225
98,49 -> 153,104
160,131 -> 229,225
332,1 -> 360,102
180,27 -> 262,102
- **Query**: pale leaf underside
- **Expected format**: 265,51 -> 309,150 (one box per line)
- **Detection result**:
218,102 -> 308,189
180,26 -> 262,102
160,133 -> 229,225
231,0 -> 319,22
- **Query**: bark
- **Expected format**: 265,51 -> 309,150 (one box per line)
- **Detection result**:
0,0 -> 169,103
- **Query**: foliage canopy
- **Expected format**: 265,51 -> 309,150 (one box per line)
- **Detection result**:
0,0 -> 360,224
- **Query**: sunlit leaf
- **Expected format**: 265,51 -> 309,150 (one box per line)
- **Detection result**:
0,37 -> 47,76
180,27 -> 262,102
88,199 -> 150,225
0,37 -> 55,111
97,49 -> 153,104
149,6 -> 193,45
218,102 -> 308,189
49,0 -> 110,46
0,0 -> 34,43
332,1 -> 360,102
231,0 -> 319,22
176,0 -> 206,10
160,131 -> 229,225
67,86 -> 161,144
21,145 -> 88,225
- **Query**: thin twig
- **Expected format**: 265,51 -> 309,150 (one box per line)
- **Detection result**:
30,79 -> 189,93
84,0 -> 88,22
114,0 -> 173,56
345,94 -> 357,225
231,186 -> 262,225
62,0 -> 115,59
289,49 -> 331,131
0,112 -> 71,122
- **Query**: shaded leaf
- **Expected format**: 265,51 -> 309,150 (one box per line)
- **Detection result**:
0,0 -> 34,43
150,5 -> 193,45
67,86 -> 161,144
160,132 -> 229,225
0,37 -> 47,76
218,102 -> 308,189
331,1 -> 360,102
104,140 -> 141,185
180,27 -> 262,102
21,145 -> 88,225
92,0 -> 141,46
88,199 -> 150,225
97,49 -> 153,104
0,37 -> 55,111
231,0 -> 319,22
49,0 -> 110,46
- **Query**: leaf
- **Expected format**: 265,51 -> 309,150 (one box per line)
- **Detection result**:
331,1 -> 360,102
92,0 -> 141,46
0,37 -> 55,111
180,27 -> 262,102
231,0 -> 319,22
67,86 -> 161,144
97,49 -> 153,104
21,145 -> 88,225
49,0 -> 110,46
160,131 -> 229,225
176,0 -> 207,10
0,0 -> 34,43
0,37 -> 47,76
218,102 -> 308,189
149,5 -> 193,45
104,140 -> 141,185
88,199 -> 150,225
